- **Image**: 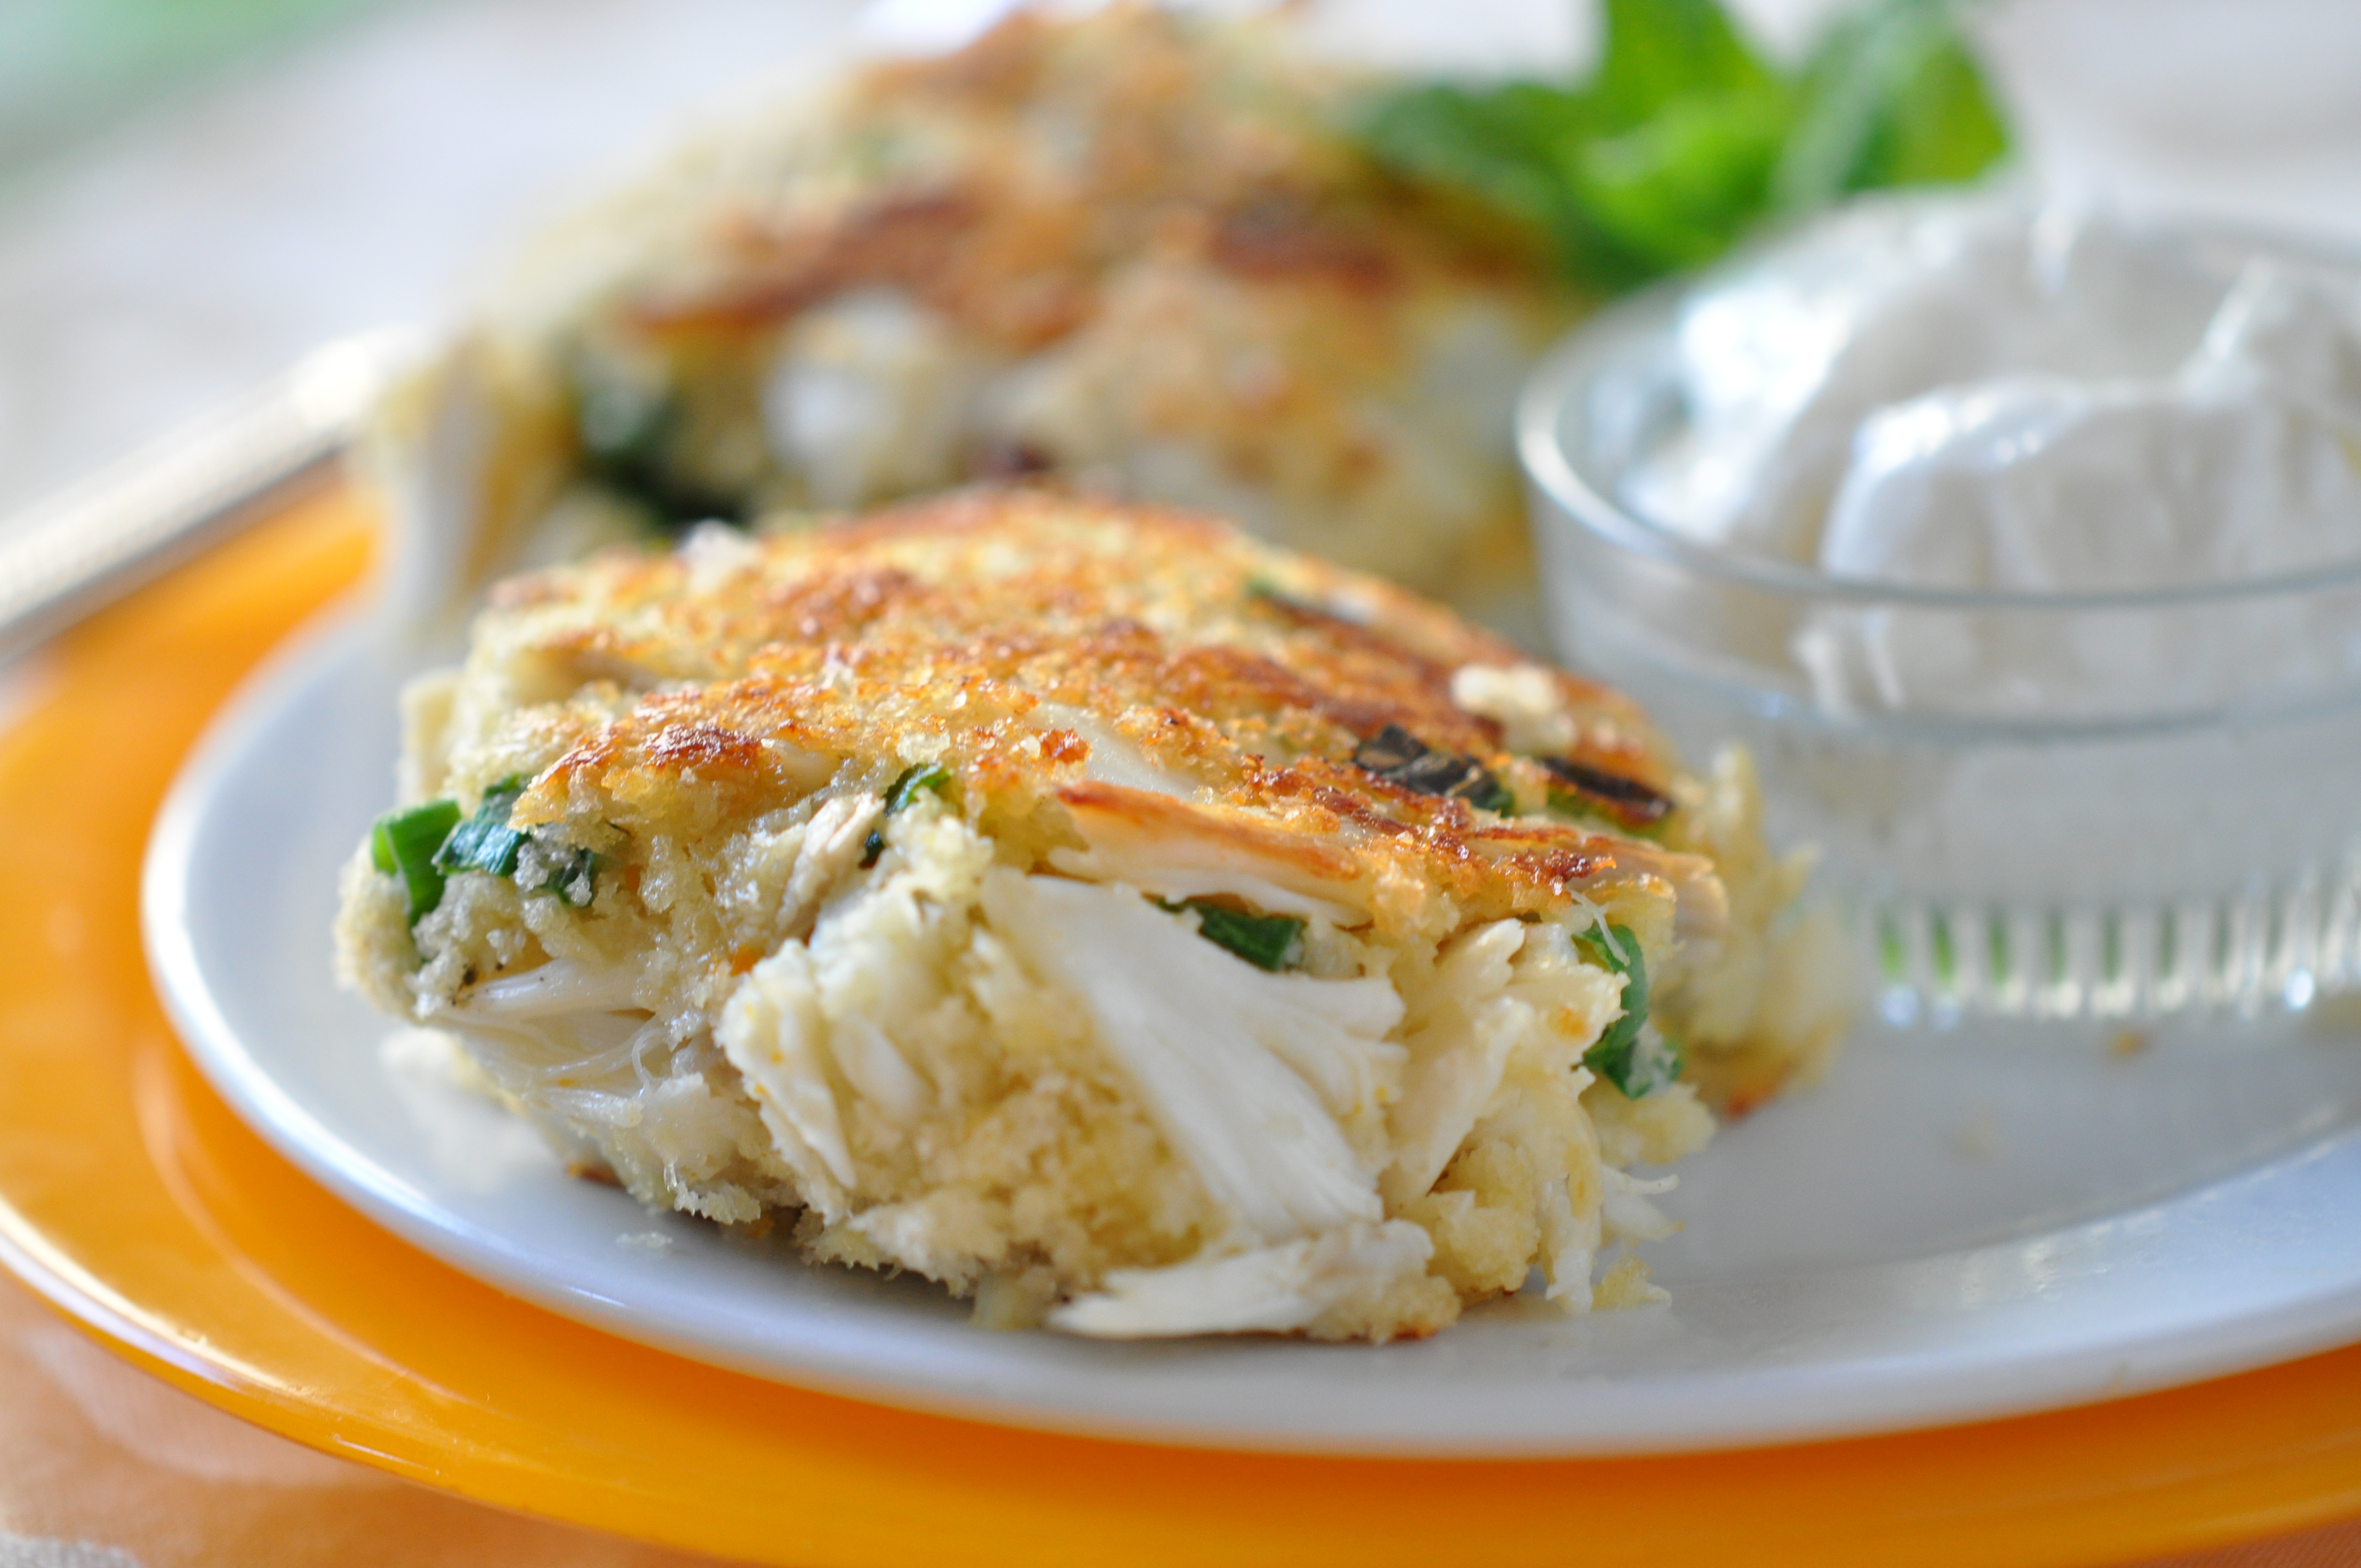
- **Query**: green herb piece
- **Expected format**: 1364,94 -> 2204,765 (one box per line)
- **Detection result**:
884,762 -> 953,813
532,844 -> 603,908
1163,899 -> 1307,972
1588,1020 -> 1684,1100
1465,775 -> 1517,815
863,762 -> 956,867
1570,0 -> 1793,272
370,799 -> 462,925
428,776 -> 601,906
1575,922 -> 1683,1096
1775,0 -> 2010,214
1357,80 -> 1631,285
433,776 -> 530,880
1355,0 -> 2010,293
1575,81 -> 1792,273
1590,0 -> 1782,130
571,366 -> 748,534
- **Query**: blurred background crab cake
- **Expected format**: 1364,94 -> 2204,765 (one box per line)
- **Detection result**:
335,494 -> 1846,1341
376,3 -> 1573,634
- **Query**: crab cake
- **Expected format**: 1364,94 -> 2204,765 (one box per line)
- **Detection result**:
374,4 -> 1574,635
336,493 -> 1845,1340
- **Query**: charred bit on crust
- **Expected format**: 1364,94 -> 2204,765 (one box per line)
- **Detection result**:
1352,723 -> 1513,815
1539,755 -> 1676,826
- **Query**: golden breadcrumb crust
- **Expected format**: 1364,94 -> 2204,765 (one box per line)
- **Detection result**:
480,489 -> 1707,959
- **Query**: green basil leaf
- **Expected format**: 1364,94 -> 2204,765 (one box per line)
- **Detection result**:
1576,85 -> 1792,273
1352,0 -> 2011,294
1591,0 -> 1780,132
1776,0 -> 2010,213
1357,79 -> 1641,287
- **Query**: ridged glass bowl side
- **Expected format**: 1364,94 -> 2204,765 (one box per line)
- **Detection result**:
1518,289 -> 2361,1028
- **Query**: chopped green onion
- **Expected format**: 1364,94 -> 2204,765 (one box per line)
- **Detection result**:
433,776 -> 530,879
572,369 -> 748,534
864,763 -> 955,867
1575,922 -> 1682,1096
1162,899 -> 1306,972
429,775 -> 600,906
1588,1022 -> 1684,1101
527,842 -> 602,908
885,761 -> 953,812
370,799 -> 461,925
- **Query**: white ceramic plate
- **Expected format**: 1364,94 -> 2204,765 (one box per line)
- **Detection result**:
143,616 -> 2361,1456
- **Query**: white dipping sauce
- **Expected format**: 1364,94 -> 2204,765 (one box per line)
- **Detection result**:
1624,198 -> 2361,593
1540,199 -> 2361,976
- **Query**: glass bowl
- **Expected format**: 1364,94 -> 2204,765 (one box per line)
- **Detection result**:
1517,286 -> 2361,1028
